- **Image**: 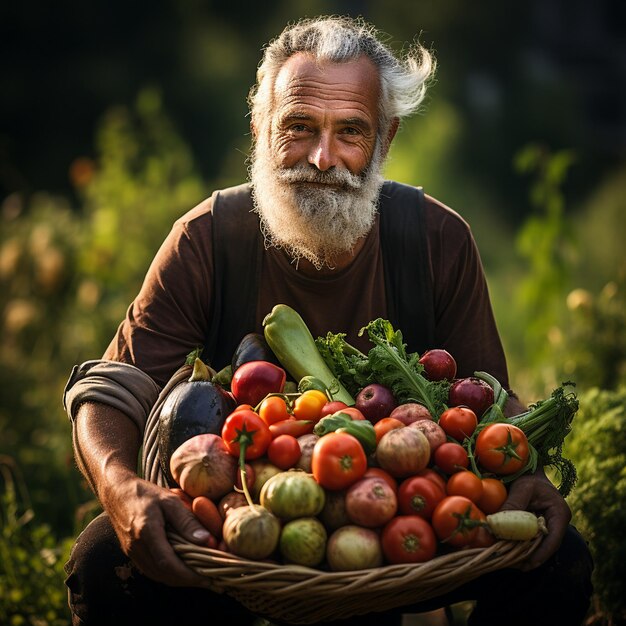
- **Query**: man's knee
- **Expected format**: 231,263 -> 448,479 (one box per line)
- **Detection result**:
64,513 -> 137,625
469,525 -> 594,626
64,512 -> 258,626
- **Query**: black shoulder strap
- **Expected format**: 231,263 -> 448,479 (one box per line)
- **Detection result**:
378,181 -> 435,354
205,183 -> 263,370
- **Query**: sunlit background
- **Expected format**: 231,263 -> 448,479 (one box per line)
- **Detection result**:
1,1 -> 625,623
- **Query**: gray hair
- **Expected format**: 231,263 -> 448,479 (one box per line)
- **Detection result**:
248,16 -> 436,139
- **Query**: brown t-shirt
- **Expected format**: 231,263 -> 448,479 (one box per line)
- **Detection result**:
104,185 -> 510,391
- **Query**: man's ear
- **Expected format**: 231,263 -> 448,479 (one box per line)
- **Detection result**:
382,117 -> 400,158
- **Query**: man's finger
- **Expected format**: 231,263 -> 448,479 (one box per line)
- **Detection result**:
162,495 -> 214,547
132,518 -> 207,587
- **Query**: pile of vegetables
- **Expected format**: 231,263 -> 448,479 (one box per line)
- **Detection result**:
157,304 -> 578,571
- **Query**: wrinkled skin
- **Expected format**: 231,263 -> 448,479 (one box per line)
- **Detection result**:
73,402 -> 209,587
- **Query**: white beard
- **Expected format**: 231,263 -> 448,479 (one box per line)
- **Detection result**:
248,133 -> 385,269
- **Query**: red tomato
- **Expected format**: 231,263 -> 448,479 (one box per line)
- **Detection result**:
438,406 -> 478,442
397,475 -> 445,520
415,468 -> 447,493
292,390 -> 327,422
475,423 -> 530,475
221,409 -> 271,460
258,395 -> 290,426
311,432 -> 367,490
230,360 -> 286,407
339,407 -> 366,421
232,404 -> 255,413
267,434 -> 302,470
381,515 -> 437,564
431,495 -> 486,548
445,470 -> 484,505
468,526 -> 497,548
478,477 -> 508,514
319,401 -> 349,417
433,442 -> 470,474
363,467 -> 398,494
374,417 -> 405,444
233,462 -> 255,492
269,418 -> 315,438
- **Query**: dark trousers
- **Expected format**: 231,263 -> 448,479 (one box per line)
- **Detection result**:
65,513 -> 593,626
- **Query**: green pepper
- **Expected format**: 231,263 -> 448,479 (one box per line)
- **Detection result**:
313,412 -> 377,456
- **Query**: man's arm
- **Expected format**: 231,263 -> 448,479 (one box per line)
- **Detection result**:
73,401 -> 210,587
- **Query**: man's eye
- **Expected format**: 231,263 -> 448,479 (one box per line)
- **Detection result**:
289,124 -> 309,133
342,127 -> 360,136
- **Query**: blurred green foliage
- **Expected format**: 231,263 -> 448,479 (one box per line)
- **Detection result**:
0,89 -> 206,538
564,387 -> 626,622
0,456 -> 73,625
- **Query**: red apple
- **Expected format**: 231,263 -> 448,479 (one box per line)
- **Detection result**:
418,349 -> 457,381
389,403 -> 433,425
355,383 -> 398,423
448,377 -> 495,418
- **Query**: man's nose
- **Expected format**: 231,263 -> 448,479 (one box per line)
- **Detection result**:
308,133 -> 338,171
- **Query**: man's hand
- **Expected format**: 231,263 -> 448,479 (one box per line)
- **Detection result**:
73,401 -> 212,587
500,469 -> 571,571
104,476 -> 212,587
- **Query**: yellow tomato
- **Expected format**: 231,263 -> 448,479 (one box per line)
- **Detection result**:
293,390 -> 327,422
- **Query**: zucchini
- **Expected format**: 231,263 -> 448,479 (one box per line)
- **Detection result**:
262,304 -> 354,405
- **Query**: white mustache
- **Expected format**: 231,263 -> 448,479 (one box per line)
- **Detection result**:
275,164 -> 364,191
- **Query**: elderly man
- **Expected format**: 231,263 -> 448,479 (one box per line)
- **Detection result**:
63,15 -> 592,626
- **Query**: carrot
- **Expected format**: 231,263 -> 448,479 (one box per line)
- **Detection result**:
192,496 -> 224,540
170,487 -> 193,511
269,418 -> 314,438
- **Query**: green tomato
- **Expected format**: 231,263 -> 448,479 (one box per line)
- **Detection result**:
260,470 -> 325,520
279,517 -> 327,567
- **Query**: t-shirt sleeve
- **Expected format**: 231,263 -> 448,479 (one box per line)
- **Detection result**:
103,199 -> 215,388
427,201 -> 511,389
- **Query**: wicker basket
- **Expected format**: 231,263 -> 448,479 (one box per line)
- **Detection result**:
141,365 -> 542,624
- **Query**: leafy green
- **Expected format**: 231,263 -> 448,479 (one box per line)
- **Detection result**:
509,383 -> 579,496
315,318 -> 450,418
314,331 -> 371,394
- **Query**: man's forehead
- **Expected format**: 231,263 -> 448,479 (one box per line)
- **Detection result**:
273,53 -> 380,101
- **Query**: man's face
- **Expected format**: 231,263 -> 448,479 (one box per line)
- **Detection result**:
250,54 -> 385,269
271,53 -> 380,176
